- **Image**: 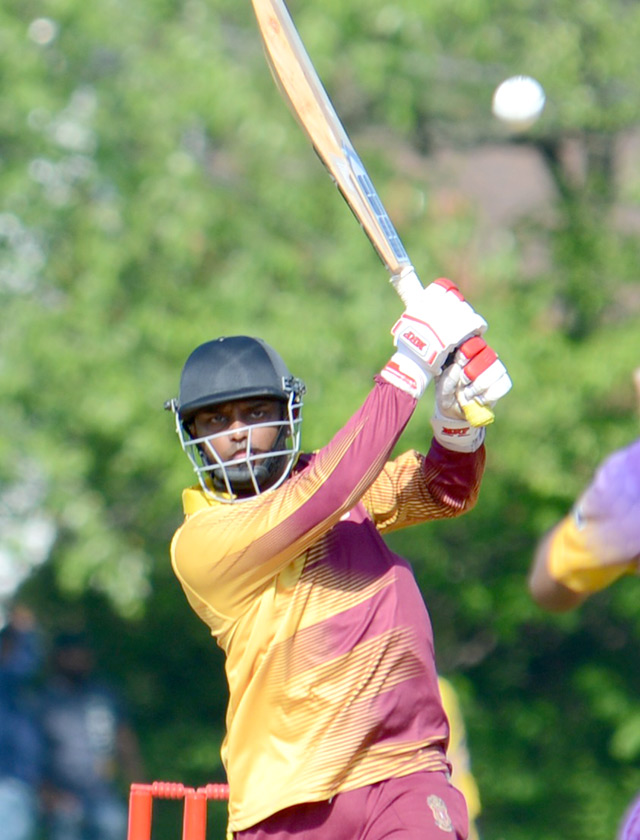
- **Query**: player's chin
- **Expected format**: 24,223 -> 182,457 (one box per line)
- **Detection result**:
225,455 -> 287,495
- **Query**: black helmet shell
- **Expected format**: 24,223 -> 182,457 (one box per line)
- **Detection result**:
177,336 -> 299,422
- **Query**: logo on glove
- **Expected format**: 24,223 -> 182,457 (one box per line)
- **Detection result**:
403,330 -> 426,351
441,425 -> 470,438
401,329 -> 438,366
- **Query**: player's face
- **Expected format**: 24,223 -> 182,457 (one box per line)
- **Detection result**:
192,399 -> 284,463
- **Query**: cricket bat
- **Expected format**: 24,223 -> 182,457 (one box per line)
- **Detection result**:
250,0 -> 421,305
250,0 -> 495,426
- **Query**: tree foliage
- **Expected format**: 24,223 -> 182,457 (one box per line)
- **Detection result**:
2,1 -> 640,838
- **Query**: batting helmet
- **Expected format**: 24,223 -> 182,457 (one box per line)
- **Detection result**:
167,336 -> 305,501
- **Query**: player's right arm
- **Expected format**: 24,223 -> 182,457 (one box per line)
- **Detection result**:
361,439 -> 486,534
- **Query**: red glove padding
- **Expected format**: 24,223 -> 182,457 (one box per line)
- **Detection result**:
435,336 -> 512,422
430,336 -> 511,451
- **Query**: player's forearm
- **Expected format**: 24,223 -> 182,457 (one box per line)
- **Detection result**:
529,440 -> 640,613
528,526 -> 588,612
363,440 -> 484,532
422,438 -> 486,516
529,517 -> 636,611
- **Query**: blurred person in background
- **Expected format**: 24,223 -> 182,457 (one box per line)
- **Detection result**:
619,794 -> 640,840
528,433 -> 640,611
39,630 -> 144,840
528,371 -> 640,611
438,677 -> 482,840
528,370 -> 640,839
0,603 -> 44,840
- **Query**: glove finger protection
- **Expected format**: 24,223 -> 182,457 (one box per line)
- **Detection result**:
431,336 -> 512,452
436,336 -> 512,422
381,278 -> 487,401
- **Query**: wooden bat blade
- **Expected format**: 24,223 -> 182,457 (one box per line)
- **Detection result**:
250,0 -> 422,304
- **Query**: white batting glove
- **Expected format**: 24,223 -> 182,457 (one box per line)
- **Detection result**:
381,279 -> 487,399
436,336 -> 512,420
431,336 -> 512,451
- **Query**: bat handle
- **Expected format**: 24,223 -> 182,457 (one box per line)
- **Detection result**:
390,266 -> 423,306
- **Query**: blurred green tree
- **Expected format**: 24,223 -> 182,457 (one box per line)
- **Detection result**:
2,1 -> 640,839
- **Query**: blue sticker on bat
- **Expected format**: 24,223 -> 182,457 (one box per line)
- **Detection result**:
344,146 -> 410,265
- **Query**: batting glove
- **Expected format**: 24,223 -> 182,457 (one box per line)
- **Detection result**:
381,279 -> 487,400
431,336 -> 512,452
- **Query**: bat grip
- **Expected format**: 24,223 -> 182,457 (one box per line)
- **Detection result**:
390,267 -> 423,307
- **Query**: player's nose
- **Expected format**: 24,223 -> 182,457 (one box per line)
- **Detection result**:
227,417 -> 249,438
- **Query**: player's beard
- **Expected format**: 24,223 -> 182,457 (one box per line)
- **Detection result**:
208,426 -> 290,496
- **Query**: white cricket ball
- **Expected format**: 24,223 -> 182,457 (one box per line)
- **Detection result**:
491,75 -> 546,132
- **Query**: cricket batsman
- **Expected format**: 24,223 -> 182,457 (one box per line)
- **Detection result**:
166,279 -> 511,840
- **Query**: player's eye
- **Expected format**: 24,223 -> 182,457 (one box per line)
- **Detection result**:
245,403 -> 280,423
198,413 -> 227,432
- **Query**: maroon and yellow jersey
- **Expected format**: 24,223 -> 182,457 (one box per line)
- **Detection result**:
170,377 -> 485,831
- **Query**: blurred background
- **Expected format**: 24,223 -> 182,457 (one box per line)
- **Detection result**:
1,0 -> 640,838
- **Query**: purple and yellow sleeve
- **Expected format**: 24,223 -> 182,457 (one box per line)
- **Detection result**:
546,438 -> 640,594
546,515 -> 636,594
